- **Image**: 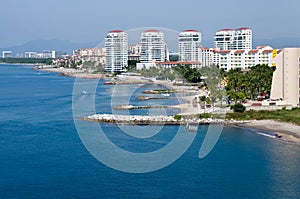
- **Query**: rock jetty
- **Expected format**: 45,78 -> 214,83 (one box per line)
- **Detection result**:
82,114 -> 246,125
114,105 -> 170,110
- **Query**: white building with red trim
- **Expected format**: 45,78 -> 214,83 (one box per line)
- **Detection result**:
178,30 -> 201,62
201,46 -> 277,71
215,28 -> 252,50
140,30 -> 168,63
105,30 -> 128,72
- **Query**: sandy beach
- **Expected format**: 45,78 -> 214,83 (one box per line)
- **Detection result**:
234,120 -> 300,144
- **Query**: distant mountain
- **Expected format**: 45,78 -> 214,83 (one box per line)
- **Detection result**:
0,39 -> 100,56
202,38 -> 300,49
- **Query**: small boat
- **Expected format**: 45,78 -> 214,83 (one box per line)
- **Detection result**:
82,90 -> 87,95
161,93 -> 170,97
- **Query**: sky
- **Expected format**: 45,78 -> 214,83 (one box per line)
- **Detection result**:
1,0 -> 300,48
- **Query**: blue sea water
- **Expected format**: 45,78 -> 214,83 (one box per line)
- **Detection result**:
0,64 -> 300,198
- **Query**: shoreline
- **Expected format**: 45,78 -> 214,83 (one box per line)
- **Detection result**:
231,119 -> 300,144
8,63 -> 300,144
83,113 -> 300,144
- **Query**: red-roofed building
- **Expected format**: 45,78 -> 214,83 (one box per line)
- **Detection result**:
215,27 -> 252,50
201,46 -> 277,71
140,30 -> 167,63
105,30 -> 128,72
178,30 -> 201,62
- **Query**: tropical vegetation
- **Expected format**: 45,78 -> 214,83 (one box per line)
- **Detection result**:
224,64 -> 276,103
1,58 -> 53,65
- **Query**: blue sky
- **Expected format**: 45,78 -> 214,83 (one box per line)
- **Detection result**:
1,0 -> 299,48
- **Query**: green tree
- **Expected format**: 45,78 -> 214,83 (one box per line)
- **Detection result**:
231,103 -> 246,113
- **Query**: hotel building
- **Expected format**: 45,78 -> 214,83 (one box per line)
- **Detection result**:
270,48 -> 300,106
2,51 -> 12,58
215,28 -> 252,50
105,30 -> 128,72
140,30 -> 168,63
201,46 -> 274,71
25,52 -> 38,58
73,48 -> 106,65
178,30 -> 201,62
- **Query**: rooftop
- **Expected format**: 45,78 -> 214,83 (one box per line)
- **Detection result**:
236,27 -> 251,31
219,50 -> 231,54
183,29 -> 199,32
144,29 -> 160,32
234,50 -> 245,54
218,28 -> 234,32
109,30 -> 124,33
248,50 -> 259,54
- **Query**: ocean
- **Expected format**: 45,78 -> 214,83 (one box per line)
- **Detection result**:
0,64 -> 300,198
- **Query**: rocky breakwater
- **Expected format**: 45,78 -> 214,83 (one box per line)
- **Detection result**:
82,114 -> 245,125
83,114 -> 180,125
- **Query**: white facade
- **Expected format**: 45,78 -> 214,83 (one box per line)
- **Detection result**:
2,51 -> 12,58
201,47 -> 219,67
39,50 -> 55,59
215,28 -> 252,50
201,46 -> 274,71
270,48 -> 300,106
25,52 -> 38,58
105,30 -> 128,72
140,30 -> 167,63
178,30 -> 201,62
136,61 -> 201,70
73,48 -> 106,65
136,62 -> 157,70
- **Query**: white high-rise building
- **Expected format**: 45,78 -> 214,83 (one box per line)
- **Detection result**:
105,30 -> 128,72
2,51 -> 12,58
140,30 -> 167,63
178,30 -> 201,62
271,48 -> 300,106
25,52 -> 38,58
215,28 -> 252,50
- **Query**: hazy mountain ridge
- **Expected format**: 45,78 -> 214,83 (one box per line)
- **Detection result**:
1,38 -> 300,56
0,39 -> 100,55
